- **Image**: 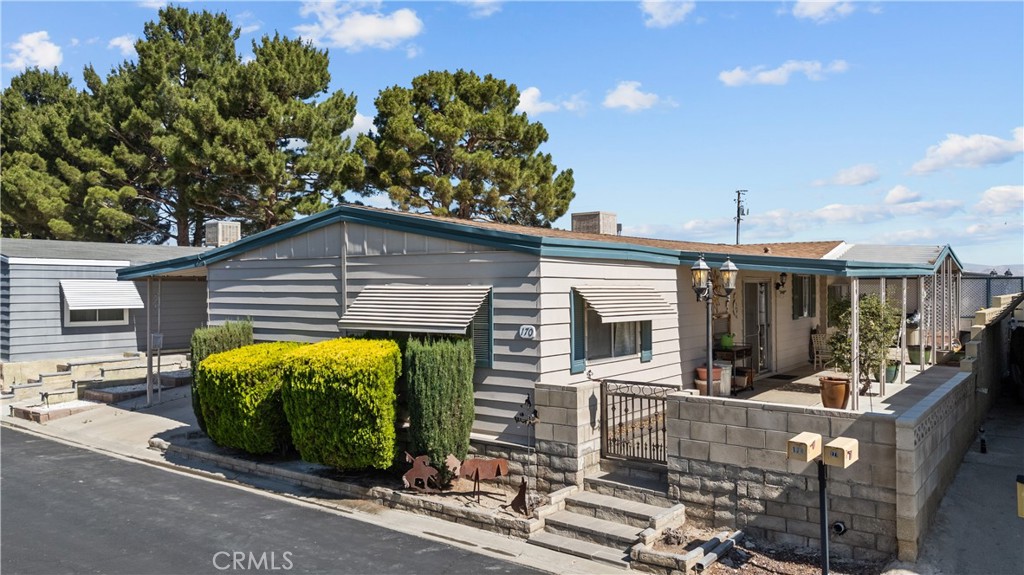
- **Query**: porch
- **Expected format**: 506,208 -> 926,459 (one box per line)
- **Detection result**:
732,362 -> 962,416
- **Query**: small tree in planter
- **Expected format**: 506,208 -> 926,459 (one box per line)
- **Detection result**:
824,294 -> 902,407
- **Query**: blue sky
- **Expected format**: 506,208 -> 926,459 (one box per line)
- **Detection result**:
3,1 -> 1022,269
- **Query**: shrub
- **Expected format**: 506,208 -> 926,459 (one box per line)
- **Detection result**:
282,338 -> 400,470
190,319 -> 253,433
405,337 -> 475,485
197,341 -> 304,454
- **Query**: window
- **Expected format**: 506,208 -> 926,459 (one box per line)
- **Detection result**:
792,274 -> 817,319
64,306 -> 129,327
570,290 -> 653,373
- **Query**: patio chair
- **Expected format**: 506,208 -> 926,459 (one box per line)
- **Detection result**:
811,333 -> 833,370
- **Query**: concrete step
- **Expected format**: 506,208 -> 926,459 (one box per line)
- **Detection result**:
544,510 -> 642,549
40,387 -> 79,406
36,371 -> 73,387
527,531 -> 629,569
584,471 -> 675,508
566,490 -> 686,530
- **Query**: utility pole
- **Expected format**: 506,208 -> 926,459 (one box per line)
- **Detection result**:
734,190 -> 748,245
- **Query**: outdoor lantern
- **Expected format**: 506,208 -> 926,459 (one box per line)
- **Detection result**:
691,255 -> 710,301
720,257 -> 739,297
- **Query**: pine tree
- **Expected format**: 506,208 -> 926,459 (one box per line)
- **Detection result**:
357,69 -> 575,227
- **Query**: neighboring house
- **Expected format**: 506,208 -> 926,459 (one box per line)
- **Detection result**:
117,205 -> 963,444
0,238 -> 210,364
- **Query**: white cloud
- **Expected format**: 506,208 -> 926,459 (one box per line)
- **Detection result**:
108,35 -> 136,57
235,11 -> 262,35
910,127 -> 1024,174
138,0 -> 166,9
342,112 -> 376,141
719,59 -> 847,87
884,185 -> 921,205
458,0 -> 502,18
812,163 -> 879,186
516,87 -> 560,116
3,31 -> 62,70
295,1 -> 423,52
603,81 -> 665,112
69,38 -> 80,47
973,185 -> 1023,216
641,1 -> 696,28
792,1 -> 855,23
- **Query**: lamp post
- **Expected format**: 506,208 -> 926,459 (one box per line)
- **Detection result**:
691,255 -> 739,397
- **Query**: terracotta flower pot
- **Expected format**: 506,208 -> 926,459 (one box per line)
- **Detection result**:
819,376 -> 850,409
696,366 -> 723,381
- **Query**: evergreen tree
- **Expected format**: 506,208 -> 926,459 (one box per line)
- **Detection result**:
1,68 -> 146,241
357,69 -> 574,227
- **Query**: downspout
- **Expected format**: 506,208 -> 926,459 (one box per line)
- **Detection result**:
918,278 -> 926,371
901,277 -> 907,385
879,277 -> 887,393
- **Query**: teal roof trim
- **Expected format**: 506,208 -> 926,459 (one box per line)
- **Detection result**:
117,204 -> 964,280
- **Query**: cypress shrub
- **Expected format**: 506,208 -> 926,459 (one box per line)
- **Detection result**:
189,319 -> 253,433
197,341 -> 304,454
282,338 -> 400,470
405,337 -> 475,485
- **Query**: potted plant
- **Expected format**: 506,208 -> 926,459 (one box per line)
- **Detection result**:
885,359 -> 900,383
823,294 -> 902,408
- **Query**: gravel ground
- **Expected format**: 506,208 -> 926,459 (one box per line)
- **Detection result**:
656,526 -> 889,575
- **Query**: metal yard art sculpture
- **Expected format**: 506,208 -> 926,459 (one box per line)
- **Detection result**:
402,452 -> 510,500
402,452 -> 440,492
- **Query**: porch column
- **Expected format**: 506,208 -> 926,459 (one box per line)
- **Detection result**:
900,277 -> 907,385
850,278 -> 860,411
879,277 -> 887,392
918,278 -> 926,371
931,273 -> 937,365
146,277 -> 152,406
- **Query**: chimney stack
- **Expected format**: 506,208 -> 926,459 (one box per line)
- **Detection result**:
571,212 -> 618,235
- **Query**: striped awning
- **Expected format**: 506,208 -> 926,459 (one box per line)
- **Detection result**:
60,279 -> 144,310
573,285 -> 675,323
338,284 -> 492,335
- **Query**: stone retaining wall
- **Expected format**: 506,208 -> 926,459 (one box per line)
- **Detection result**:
666,395 -> 897,562
532,381 -> 603,492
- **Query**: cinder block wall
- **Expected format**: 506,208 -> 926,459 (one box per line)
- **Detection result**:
533,381 -> 602,491
894,293 -> 1022,560
666,395 -> 898,562
893,372 -> 974,561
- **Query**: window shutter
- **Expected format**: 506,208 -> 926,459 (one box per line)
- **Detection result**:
640,321 -> 653,363
472,291 -> 492,368
570,290 -> 586,374
809,276 -> 817,318
792,275 -> 803,320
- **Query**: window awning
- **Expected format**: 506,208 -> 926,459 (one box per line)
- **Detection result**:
60,279 -> 145,310
338,285 -> 491,335
573,285 -> 675,323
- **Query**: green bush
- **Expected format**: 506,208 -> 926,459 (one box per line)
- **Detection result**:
282,338 -> 400,470
190,319 -> 253,433
197,341 -> 304,454
405,337 -> 475,485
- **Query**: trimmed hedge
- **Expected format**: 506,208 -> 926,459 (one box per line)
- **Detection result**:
282,338 -> 400,470
197,341 -> 304,454
406,337 -> 475,485
190,320 -> 253,433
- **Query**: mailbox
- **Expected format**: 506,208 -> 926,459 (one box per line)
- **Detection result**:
787,432 -> 822,462
824,437 -> 859,468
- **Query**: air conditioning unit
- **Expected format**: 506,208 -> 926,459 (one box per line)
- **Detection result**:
205,221 -> 241,247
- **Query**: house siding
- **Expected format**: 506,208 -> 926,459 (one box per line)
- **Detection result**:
1,259 -> 10,361
133,279 -> 208,352
345,222 -> 541,445
537,257 -> 682,387
206,223 -> 345,342
2,262 -> 139,361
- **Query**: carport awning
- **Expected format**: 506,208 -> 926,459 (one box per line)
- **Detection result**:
338,285 -> 491,335
574,285 -> 675,323
60,279 -> 145,310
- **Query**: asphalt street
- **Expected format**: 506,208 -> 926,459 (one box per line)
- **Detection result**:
1,429 -> 544,575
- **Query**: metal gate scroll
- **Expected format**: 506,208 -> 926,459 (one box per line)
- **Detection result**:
600,380 -> 670,464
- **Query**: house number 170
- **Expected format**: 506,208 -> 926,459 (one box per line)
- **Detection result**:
518,325 -> 537,339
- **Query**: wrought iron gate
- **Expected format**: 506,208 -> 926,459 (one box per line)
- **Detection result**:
601,380 -> 671,464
